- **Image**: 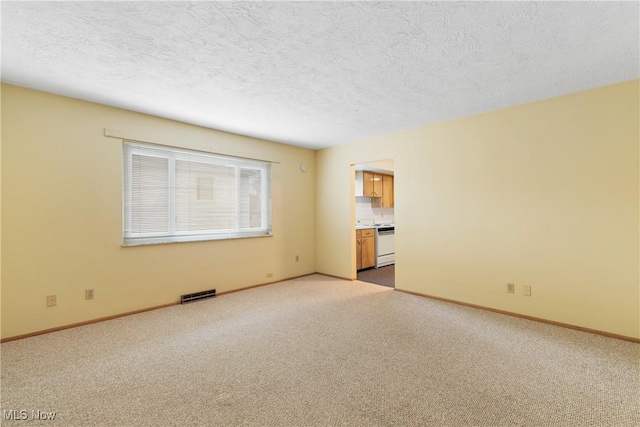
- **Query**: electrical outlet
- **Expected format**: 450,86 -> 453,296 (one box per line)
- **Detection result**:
267,273 -> 274,278
295,255 -> 299,262
523,285 -> 532,296
46,295 -> 57,307
507,283 -> 515,294
85,289 -> 95,300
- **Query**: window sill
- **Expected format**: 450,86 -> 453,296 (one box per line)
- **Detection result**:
122,232 -> 272,247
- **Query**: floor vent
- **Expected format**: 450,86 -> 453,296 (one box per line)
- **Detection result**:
181,289 -> 216,304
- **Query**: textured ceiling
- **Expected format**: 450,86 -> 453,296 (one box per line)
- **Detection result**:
2,1 -> 639,150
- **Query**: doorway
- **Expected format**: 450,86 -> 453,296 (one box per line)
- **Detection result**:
353,159 -> 395,288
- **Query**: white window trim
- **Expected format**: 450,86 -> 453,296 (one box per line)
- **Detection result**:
123,141 -> 272,246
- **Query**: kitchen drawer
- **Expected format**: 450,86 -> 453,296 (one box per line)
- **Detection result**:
360,228 -> 375,238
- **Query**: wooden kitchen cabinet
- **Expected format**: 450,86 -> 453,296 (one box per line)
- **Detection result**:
361,232 -> 376,269
356,233 -> 362,271
363,171 -> 383,197
356,228 -> 376,270
382,174 -> 394,208
356,171 -> 393,204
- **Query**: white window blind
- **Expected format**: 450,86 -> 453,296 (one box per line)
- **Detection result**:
123,141 -> 271,246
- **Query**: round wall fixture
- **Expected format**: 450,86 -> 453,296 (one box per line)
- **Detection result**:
299,163 -> 308,172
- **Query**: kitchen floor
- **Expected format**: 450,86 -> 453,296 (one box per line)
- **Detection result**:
357,265 -> 395,288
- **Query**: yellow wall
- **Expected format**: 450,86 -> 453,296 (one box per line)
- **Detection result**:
3,81 -> 639,341
1,84 -> 316,339
0,84 -> 3,335
317,80 -> 640,339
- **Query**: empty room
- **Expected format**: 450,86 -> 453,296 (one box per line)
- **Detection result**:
1,2 -> 639,426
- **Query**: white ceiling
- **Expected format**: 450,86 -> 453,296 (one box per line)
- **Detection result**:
2,2 -> 638,150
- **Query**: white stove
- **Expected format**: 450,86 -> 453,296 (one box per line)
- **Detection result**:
376,225 -> 395,268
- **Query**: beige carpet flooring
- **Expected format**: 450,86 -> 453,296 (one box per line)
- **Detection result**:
1,274 -> 639,426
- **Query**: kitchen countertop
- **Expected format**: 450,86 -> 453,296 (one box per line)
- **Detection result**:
355,225 -> 376,230
355,224 -> 394,229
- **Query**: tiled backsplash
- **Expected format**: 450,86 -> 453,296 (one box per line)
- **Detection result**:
356,197 -> 394,224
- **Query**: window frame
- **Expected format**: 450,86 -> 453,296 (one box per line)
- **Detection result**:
123,141 -> 272,246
